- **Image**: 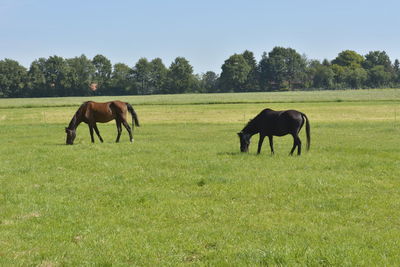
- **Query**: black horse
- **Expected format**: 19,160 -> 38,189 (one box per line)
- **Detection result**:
238,108 -> 310,155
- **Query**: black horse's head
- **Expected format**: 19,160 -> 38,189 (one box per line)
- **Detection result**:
237,132 -> 251,152
65,127 -> 76,145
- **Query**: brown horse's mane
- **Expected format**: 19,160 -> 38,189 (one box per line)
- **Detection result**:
67,102 -> 89,129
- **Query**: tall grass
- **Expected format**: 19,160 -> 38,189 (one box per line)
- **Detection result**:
0,91 -> 399,265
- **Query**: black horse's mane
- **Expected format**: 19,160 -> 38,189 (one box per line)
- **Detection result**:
242,109 -> 272,133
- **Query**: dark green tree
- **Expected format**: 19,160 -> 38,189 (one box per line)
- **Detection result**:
344,67 -> 368,89
330,64 -> 347,88
43,56 -> 68,96
148,58 -> 167,94
313,65 -> 335,89
258,52 -> 270,91
65,55 -> 96,96
92,54 -> 112,94
133,58 -> 151,95
303,59 -> 321,88
0,59 -> 27,97
258,47 -> 306,90
362,51 -> 393,88
363,51 -> 392,71
110,63 -> 133,95
166,57 -> 195,94
322,59 -> 331,66
367,65 -> 392,88
242,50 -> 259,91
394,59 -> 400,84
219,54 -> 251,92
200,71 -> 219,93
27,58 -> 47,97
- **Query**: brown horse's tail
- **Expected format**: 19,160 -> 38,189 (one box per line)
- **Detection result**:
126,103 -> 140,128
301,112 -> 311,151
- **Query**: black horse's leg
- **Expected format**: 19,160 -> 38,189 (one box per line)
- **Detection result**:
122,120 -> 133,142
297,137 -> 302,155
93,123 -> 103,143
289,134 -> 302,156
257,134 -> 265,154
289,134 -> 297,155
268,135 -> 274,155
88,124 -> 95,143
115,120 -> 122,143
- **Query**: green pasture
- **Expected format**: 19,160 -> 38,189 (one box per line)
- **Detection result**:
0,90 -> 399,266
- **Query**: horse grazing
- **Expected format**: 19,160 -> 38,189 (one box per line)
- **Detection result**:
238,108 -> 310,155
65,101 -> 140,145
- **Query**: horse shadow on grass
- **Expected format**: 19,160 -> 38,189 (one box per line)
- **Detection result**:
217,151 -> 268,157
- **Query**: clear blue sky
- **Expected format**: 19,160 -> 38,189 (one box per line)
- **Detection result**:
1,0 -> 399,74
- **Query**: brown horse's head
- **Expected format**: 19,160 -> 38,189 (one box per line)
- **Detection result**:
237,132 -> 251,152
65,128 -> 76,145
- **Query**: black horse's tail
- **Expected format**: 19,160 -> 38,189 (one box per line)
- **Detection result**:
301,112 -> 311,151
126,103 -> 140,128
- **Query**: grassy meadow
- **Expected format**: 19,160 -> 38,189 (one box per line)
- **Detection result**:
0,89 -> 399,266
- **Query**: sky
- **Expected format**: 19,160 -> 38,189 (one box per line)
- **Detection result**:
1,0 -> 399,74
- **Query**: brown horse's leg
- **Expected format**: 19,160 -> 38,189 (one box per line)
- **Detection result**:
122,120 -> 133,142
268,135 -> 274,155
257,134 -> 265,154
93,124 -> 103,143
115,120 -> 122,143
88,124 -> 95,143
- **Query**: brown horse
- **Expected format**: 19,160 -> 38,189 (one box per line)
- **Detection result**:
65,101 -> 140,145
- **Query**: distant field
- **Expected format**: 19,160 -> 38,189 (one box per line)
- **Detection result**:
0,90 -> 399,266
0,88 -> 399,108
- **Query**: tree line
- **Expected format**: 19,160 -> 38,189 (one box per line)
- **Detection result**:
1,47 -> 400,97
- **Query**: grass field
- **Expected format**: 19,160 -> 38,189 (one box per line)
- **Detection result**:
1,89 -> 399,266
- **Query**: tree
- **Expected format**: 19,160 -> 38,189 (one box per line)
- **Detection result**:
330,64 -> 349,88
363,51 -> 392,71
166,57 -> 195,94
92,54 -> 112,94
322,59 -> 331,66
303,59 -> 321,88
43,56 -> 67,96
332,50 -> 364,68
110,63 -> 133,95
258,52 -> 270,91
219,54 -> 251,92
367,65 -> 392,88
200,71 -> 219,93
0,59 -> 27,97
148,58 -> 168,94
362,51 -> 393,88
258,47 -> 306,90
133,58 -> 151,95
344,67 -> 367,89
65,55 -> 96,96
313,65 -> 335,89
242,50 -> 259,91
394,59 -> 400,84
27,58 -> 47,97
